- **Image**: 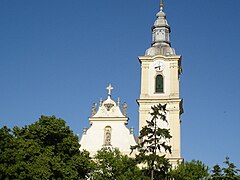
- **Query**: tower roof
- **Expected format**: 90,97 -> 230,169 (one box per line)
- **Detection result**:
145,0 -> 176,56
154,1 -> 169,29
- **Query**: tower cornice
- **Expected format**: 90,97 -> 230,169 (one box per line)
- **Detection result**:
138,55 -> 181,62
137,98 -> 182,103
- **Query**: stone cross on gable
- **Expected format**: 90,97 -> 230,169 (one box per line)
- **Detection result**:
106,84 -> 114,96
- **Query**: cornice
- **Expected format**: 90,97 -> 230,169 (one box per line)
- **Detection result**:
138,55 -> 181,63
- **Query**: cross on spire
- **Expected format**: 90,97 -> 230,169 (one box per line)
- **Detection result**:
106,84 -> 114,96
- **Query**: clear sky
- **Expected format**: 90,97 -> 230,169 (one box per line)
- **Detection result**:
1,0 -> 240,168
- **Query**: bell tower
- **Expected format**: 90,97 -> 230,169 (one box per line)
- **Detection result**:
137,1 -> 183,164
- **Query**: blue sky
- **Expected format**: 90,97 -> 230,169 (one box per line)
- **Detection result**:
0,0 -> 240,168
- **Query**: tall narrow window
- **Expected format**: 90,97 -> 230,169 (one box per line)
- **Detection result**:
155,74 -> 164,93
104,126 -> 112,146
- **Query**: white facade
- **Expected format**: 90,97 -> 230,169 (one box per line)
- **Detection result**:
79,85 -> 137,156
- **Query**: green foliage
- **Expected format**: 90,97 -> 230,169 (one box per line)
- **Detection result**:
91,147 -> 149,180
211,164 -> 223,179
2,115 -> 240,180
0,115 -> 94,180
169,160 -> 209,180
131,104 -> 172,179
210,157 -> 240,180
222,157 -> 240,179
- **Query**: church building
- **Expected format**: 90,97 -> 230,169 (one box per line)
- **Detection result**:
79,84 -> 137,156
79,1 -> 183,165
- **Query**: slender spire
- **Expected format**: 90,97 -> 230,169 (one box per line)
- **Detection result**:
160,0 -> 163,12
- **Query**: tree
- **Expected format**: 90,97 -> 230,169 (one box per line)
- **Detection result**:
0,126 -> 16,178
169,160 -> 209,180
0,115 -> 94,179
222,157 -> 240,180
211,164 -> 223,180
210,157 -> 240,180
91,147 -> 148,180
131,104 -> 172,180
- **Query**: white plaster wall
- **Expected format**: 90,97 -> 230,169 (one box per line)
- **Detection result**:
138,55 -> 182,164
79,121 -> 137,156
148,59 -> 171,97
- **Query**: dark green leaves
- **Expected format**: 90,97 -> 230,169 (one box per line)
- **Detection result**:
131,103 -> 172,179
91,148 -> 147,180
169,160 -> 209,180
210,157 -> 240,179
0,116 -> 93,180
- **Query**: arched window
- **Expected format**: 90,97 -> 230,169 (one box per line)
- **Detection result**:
155,74 -> 164,93
104,126 -> 112,146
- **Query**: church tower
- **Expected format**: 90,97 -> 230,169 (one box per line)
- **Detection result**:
137,1 -> 183,164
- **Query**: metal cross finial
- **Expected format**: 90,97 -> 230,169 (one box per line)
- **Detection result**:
160,0 -> 163,11
106,84 -> 114,96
